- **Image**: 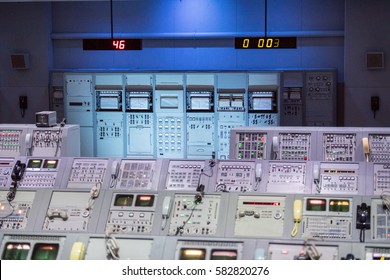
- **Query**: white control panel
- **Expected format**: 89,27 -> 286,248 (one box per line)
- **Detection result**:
368,134 -> 390,163
215,161 -> 257,192
373,164 -> 390,195
323,133 -> 356,162
43,191 -> 95,231
116,159 -> 157,190
168,194 -> 220,236
31,129 -> 63,157
0,130 -> 22,156
234,195 -> 285,237
266,162 -> 306,193
0,190 -> 35,230
165,160 -> 205,190
268,243 -> 338,260
317,163 -> 359,194
277,132 -> 311,161
106,193 -> 156,234
371,198 -> 390,241
302,197 -> 353,240
19,158 -> 61,188
156,116 -> 184,158
67,158 -> 108,188
0,158 -> 14,188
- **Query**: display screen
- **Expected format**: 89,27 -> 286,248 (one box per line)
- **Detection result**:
135,195 -> 155,207
210,250 -> 238,260
235,37 -> 297,49
114,194 -> 134,207
100,97 -> 120,109
27,159 -> 42,169
253,98 -> 273,110
43,159 -> 58,169
179,248 -> 206,260
329,200 -> 350,212
130,97 -> 149,110
306,199 -> 326,211
243,201 -> 281,206
2,243 -> 31,260
190,97 -> 210,110
160,96 -> 178,109
83,39 -> 142,50
31,244 -> 59,260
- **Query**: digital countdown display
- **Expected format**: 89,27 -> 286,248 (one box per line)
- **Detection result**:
83,39 -> 142,50
235,37 -> 297,49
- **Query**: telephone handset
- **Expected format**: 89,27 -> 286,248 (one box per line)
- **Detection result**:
161,196 -> 172,230
109,160 -> 119,188
313,164 -> 320,193
111,160 -> 119,178
291,199 -> 302,237
69,242 -> 85,260
254,163 -> 262,191
25,133 -> 32,156
357,202 -> 371,242
362,137 -> 370,162
11,160 -> 26,181
272,136 -> 279,159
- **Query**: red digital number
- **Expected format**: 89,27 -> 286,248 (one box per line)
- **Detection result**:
112,40 -> 125,50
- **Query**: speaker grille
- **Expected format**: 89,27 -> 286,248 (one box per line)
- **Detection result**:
366,52 -> 384,69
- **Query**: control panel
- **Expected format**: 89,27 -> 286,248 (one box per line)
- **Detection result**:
0,130 -> 22,156
370,198 -> 390,240
234,195 -> 285,237
232,132 -> 267,160
322,133 -> 356,162
19,158 -> 62,188
168,194 -> 221,236
115,159 -> 159,190
372,164 -> 390,195
367,134 -> 390,163
215,161 -> 258,192
305,71 -> 336,126
302,197 -> 353,239
43,190 -> 99,231
280,87 -> 303,126
315,163 -> 360,194
268,243 -> 338,260
186,115 -> 215,158
165,160 -> 205,190
106,193 -> 156,235
248,88 -> 278,126
96,113 -> 124,157
276,132 -> 311,161
266,161 -> 307,193
0,190 -> 35,230
0,158 -> 15,188
67,158 -> 108,189
216,89 -> 246,159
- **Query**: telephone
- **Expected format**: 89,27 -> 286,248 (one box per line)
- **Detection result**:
356,202 -> 370,242
362,137 -> 369,162
25,133 -> 32,156
11,160 -> 26,181
272,136 -> 279,159
69,242 -> 85,260
254,163 -> 262,191
161,196 -> 172,230
291,199 -> 302,237
109,160 -> 119,188
313,164 -> 320,193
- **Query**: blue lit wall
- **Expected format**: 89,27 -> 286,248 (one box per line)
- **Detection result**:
51,0 -> 344,74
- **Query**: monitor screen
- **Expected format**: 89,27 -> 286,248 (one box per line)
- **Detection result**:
179,248 -> 206,260
329,200 -> 350,212
306,199 -> 326,211
31,244 -> 59,260
27,159 -> 42,169
135,195 -> 155,207
160,96 -> 178,109
210,250 -> 237,260
252,97 -> 273,110
43,159 -> 58,169
114,194 -> 134,207
2,243 -> 31,260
